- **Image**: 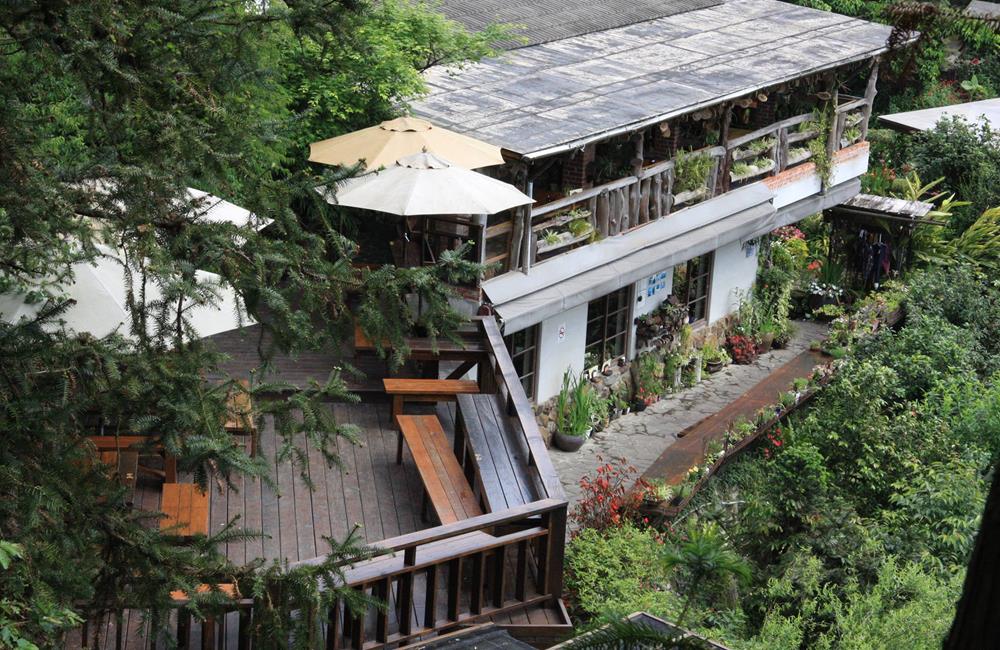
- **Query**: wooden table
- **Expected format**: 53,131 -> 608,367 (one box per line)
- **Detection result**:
160,483 -> 209,537
88,435 -> 176,483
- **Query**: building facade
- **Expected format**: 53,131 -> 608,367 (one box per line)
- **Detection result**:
413,0 -> 893,401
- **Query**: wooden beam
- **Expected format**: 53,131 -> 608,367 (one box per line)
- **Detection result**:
860,59 -> 880,141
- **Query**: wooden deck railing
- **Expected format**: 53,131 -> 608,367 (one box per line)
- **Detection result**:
292,498 -> 567,649
527,146 -> 725,266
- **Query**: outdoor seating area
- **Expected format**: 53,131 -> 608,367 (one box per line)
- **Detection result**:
68,317 -> 569,650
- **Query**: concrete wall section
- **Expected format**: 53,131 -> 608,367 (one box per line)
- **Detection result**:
708,239 -> 758,324
535,302 -> 589,402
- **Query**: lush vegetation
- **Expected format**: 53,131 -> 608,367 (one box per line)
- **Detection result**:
565,267 -> 1000,647
0,1 -> 506,647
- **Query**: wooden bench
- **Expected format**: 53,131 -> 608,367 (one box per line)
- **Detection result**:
87,435 -> 176,483
170,583 -> 238,603
160,483 -> 209,537
384,378 -> 479,463
456,394 -> 538,513
99,451 -> 139,504
395,415 -> 483,525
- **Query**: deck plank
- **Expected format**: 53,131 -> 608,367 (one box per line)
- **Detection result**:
259,416 -> 282,562
292,431 -> 318,561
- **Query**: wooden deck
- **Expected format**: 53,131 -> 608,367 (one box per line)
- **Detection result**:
67,318 -> 568,650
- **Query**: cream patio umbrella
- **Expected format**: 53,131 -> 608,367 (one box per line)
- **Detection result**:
308,117 -> 505,172
321,152 -> 532,216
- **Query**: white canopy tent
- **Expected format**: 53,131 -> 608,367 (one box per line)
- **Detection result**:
0,244 -> 250,340
1,187 -> 259,340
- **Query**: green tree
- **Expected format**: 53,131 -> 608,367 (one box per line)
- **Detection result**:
0,0 -> 504,645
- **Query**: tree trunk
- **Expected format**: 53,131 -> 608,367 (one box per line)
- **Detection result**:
944,468 -> 1000,648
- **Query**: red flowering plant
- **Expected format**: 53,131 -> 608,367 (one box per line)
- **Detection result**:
572,457 -> 648,532
763,425 -> 784,459
726,334 -> 758,365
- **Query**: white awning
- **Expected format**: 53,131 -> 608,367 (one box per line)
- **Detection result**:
487,195 -> 775,332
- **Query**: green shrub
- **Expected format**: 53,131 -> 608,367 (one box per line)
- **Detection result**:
565,524 -> 680,620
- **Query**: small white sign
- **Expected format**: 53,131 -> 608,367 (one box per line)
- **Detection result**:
557,323 -> 566,342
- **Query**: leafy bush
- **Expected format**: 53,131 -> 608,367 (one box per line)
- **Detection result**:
909,117 -> 1000,233
566,524 -> 678,620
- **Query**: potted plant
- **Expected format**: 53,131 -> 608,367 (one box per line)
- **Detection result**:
701,341 -> 731,373
756,320 -> 779,353
553,370 -> 597,452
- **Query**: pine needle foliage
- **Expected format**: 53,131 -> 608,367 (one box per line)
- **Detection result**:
0,0 -> 508,646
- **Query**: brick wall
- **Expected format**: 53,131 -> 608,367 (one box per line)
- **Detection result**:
562,144 -> 595,189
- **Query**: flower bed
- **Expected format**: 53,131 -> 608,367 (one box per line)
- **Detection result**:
642,367 -> 837,522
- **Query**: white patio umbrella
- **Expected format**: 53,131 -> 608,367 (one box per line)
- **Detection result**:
309,117 -> 505,172
185,188 -> 272,231
0,244 -> 250,340
322,152 -> 533,216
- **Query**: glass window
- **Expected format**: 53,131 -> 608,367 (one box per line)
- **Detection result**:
672,252 -> 714,324
584,286 -> 632,367
504,325 -> 538,399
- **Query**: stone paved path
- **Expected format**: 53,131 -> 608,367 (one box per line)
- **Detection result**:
549,320 -> 829,509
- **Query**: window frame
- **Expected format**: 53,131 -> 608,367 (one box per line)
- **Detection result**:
504,324 -> 539,400
584,286 -> 632,367
681,252 -> 714,325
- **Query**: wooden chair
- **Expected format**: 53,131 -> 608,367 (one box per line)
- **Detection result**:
224,379 -> 257,456
87,435 -> 176,483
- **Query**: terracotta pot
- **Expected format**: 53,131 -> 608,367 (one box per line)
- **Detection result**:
554,429 -> 589,452
756,333 -> 775,353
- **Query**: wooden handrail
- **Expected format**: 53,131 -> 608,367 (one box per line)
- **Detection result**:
476,316 -> 565,500
290,498 -> 566,570
531,176 -> 637,218
836,97 -> 868,113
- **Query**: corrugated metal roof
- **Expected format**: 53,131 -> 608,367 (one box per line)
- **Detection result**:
435,0 -> 721,49
412,0 -> 894,158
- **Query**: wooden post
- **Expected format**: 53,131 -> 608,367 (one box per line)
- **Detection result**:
826,73 -> 840,158
522,176 -> 534,273
545,505 -> 567,599
777,125 -> 789,172
719,103 -> 733,193
508,162 -> 528,271
651,173 -> 662,219
860,59 -> 880,142
596,191 -> 610,236
630,132 -> 644,227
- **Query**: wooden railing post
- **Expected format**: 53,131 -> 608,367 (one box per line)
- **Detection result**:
545,505 -> 567,599
860,59 -> 879,142
177,610 -> 191,650
237,607 -> 250,650
326,602 -> 341,650
200,616 -> 215,650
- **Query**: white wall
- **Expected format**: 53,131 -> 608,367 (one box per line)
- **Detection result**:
629,266 -> 673,357
534,302 -> 589,402
708,239 -> 758,324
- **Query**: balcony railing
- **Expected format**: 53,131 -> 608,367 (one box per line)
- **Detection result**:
520,97 -> 873,270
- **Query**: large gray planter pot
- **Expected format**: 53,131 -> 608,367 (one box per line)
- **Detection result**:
554,429 -> 590,452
